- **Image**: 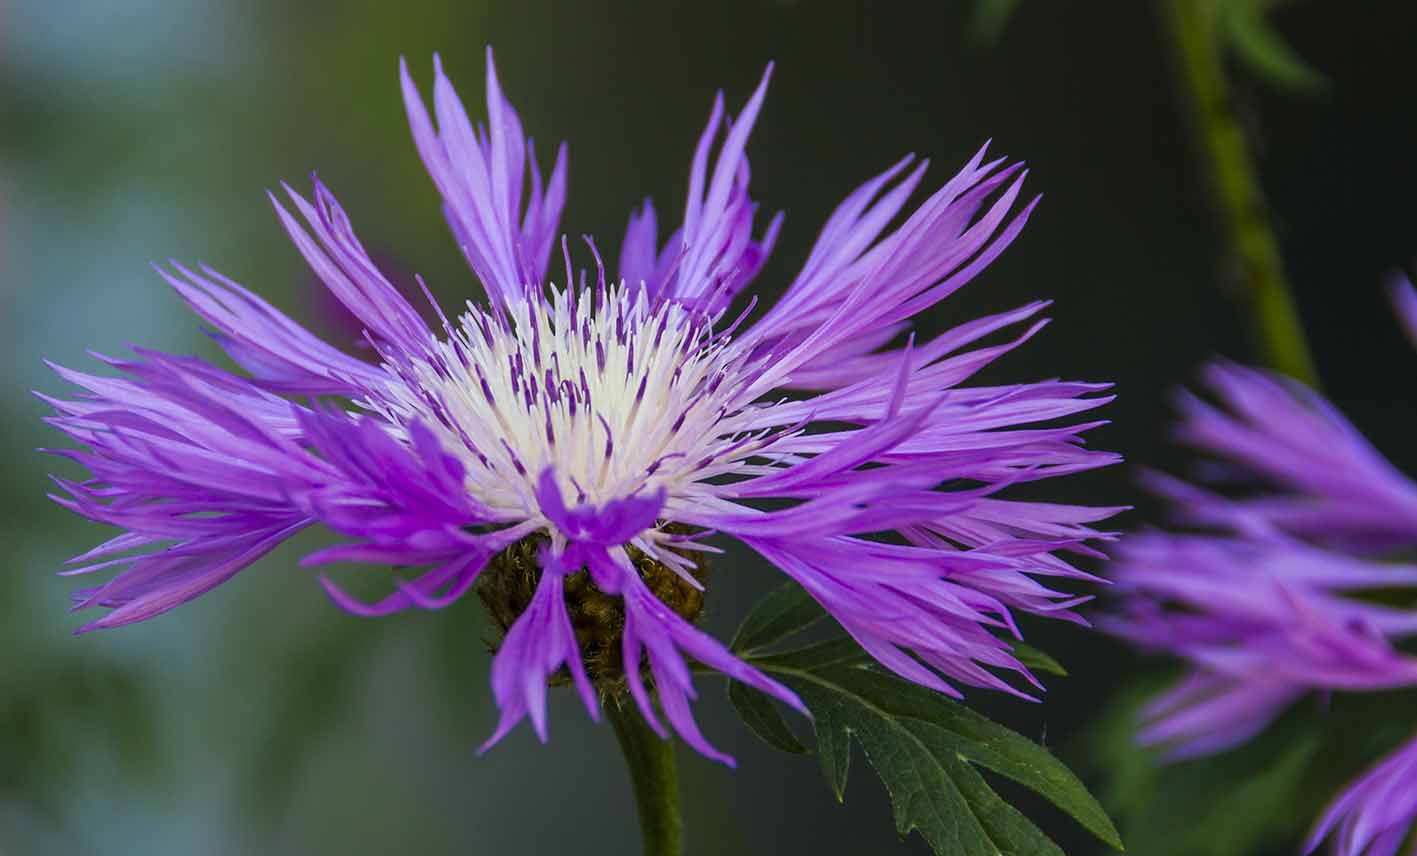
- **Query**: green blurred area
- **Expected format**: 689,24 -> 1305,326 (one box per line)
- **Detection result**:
3,1 -> 1416,854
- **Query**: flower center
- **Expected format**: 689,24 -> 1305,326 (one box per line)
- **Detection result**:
476,532 -> 708,686
370,283 -> 752,519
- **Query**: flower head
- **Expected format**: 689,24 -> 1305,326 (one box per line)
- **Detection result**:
43,49 -> 1117,763
1107,279 -> 1417,849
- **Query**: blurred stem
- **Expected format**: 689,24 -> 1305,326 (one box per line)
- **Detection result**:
608,696 -> 682,856
1163,0 -> 1319,386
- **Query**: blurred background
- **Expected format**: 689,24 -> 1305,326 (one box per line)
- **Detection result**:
3,1 -> 1417,853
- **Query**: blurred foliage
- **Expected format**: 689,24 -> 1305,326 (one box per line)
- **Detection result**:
976,0 -> 1326,93
969,0 -> 1021,44
242,615 -> 389,821
241,567 -> 499,818
1216,0 -> 1327,93
0,662 -> 159,817
1077,674 -> 1417,856
426,585 -> 501,727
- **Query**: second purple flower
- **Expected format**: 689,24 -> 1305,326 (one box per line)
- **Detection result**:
1107,280 -> 1417,855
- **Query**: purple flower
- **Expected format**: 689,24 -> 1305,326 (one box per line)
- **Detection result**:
1306,732 -> 1417,856
42,49 -> 1118,764
1110,532 -> 1417,759
1107,280 -> 1417,849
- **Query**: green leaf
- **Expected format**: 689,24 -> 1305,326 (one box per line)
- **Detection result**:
724,584 -> 1118,852
730,579 -> 827,653
726,680 -> 809,754
752,636 -> 872,672
1011,641 -> 1068,677
816,697 -> 854,804
748,651 -> 1122,854
1217,0 -> 1327,93
949,757 -> 1066,856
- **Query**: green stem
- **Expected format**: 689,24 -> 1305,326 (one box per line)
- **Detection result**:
607,696 -> 683,856
1163,0 -> 1319,386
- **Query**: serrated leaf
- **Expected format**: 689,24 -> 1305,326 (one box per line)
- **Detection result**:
804,679 -> 999,854
1217,0 -> 1326,93
731,580 -> 827,652
754,655 -> 1123,854
817,699 -> 853,803
1012,641 -> 1068,677
949,757 -> 1066,856
725,584 -> 1114,851
727,679 -> 809,754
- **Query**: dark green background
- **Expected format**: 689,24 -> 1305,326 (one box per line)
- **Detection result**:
4,1 -> 1416,853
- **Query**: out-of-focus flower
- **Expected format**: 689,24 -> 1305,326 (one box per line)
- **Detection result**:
41,49 -> 1117,763
1107,279 -> 1417,851
1305,731 -> 1417,856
